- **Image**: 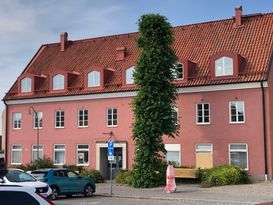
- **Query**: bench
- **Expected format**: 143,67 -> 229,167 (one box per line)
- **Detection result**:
174,168 -> 197,179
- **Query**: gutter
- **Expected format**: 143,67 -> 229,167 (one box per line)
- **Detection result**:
3,101 -> 8,168
261,81 -> 268,180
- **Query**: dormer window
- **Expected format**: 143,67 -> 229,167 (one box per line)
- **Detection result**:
88,71 -> 100,87
215,57 -> 233,77
53,74 -> 65,90
174,63 -> 184,80
21,77 -> 31,93
125,66 -> 135,84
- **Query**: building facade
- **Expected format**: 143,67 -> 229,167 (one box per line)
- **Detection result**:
3,7 -> 273,181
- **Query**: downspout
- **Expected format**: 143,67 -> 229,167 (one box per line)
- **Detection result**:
261,81 -> 268,181
3,101 -> 8,169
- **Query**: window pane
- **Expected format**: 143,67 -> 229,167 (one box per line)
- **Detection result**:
53,74 -> 64,90
88,71 -> 100,87
166,151 -> 180,165
196,144 -> 212,152
21,77 -> 32,93
126,67 -> 135,84
230,144 -> 247,150
230,152 -> 247,169
224,57 -> 233,75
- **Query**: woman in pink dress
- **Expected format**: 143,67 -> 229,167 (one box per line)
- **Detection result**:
165,162 -> 177,193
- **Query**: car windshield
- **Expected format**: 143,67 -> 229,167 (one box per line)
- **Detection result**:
30,171 -> 48,179
6,170 -> 36,182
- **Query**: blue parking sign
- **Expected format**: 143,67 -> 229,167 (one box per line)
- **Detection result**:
108,140 -> 114,149
108,140 -> 114,160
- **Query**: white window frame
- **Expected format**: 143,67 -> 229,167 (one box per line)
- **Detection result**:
174,63 -> 184,80
196,103 -> 210,125
21,77 -> 32,93
229,101 -> 245,124
33,112 -> 43,129
165,144 -> 181,165
215,56 -> 233,77
32,144 -> 43,162
53,144 -> 66,165
107,108 -> 118,127
125,66 -> 135,84
12,112 -> 22,129
88,71 -> 100,87
11,145 -> 22,165
78,109 -> 88,128
229,143 -> 248,170
77,144 -> 89,166
55,110 -> 65,128
53,74 -> 65,90
195,144 -> 213,153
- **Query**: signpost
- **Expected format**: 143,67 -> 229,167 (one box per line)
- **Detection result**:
108,140 -> 114,195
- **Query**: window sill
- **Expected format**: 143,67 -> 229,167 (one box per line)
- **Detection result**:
78,126 -> 89,129
12,128 -> 22,130
55,127 -> 65,129
196,123 -> 211,125
54,163 -> 65,166
11,163 -> 22,165
229,121 -> 245,124
107,125 -> 118,128
76,164 -> 89,166
33,127 -> 43,130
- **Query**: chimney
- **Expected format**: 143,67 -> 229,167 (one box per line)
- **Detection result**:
115,47 -> 126,61
234,5 -> 243,27
60,32 -> 68,52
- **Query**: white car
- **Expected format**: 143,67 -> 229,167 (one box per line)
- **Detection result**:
2,168 -> 52,198
0,184 -> 55,205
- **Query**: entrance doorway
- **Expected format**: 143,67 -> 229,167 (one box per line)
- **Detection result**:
96,142 -> 127,180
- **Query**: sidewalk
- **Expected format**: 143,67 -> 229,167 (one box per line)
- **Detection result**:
95,182 -> 273,205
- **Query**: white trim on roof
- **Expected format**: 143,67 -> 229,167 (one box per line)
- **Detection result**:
5,81 -> 268,105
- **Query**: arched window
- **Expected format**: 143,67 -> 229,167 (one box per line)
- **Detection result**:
88,71 -> 100,87
215,57 -> 233,77
21,77 -> 32,93
174,63 -> 184,80
125,66 -> 135,84
53,74 -> 65,90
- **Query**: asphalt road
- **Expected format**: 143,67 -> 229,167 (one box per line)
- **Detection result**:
54,195 -> 253,205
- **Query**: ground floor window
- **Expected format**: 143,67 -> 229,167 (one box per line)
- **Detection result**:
165,144 -> 181,166
229,143 -> 248,170
32,145 -> 43,162
77,144 -> 89,166
11,145 -> 22,164
54,144 -> 66,165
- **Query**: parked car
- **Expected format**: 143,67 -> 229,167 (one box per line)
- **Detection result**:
29,168 -> 96,200
2,168 -> 52,198
0,184 -> 55,205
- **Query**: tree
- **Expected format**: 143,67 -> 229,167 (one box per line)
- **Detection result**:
131,14 -> 178,188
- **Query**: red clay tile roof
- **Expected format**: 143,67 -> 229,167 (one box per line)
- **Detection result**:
4,13 -> 273,101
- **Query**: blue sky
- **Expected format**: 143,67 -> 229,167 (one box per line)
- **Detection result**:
0,0 -> 272,133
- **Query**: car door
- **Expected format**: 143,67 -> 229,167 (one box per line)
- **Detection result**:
64,170 -> 83,193
53,170 -> 69,193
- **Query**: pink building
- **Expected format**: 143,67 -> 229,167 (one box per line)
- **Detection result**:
3,7 -> 273,181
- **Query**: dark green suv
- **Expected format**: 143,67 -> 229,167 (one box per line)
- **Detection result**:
29,168 -> 95,200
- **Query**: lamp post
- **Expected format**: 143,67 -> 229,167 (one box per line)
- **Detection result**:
28,106 -> 39,170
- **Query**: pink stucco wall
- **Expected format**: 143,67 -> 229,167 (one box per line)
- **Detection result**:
7,87 -> 267,178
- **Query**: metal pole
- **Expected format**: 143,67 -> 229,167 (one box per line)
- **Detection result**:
29,106 -> 39,170
110,161 -> 113,195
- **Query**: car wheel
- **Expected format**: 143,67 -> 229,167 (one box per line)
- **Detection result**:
84,184 -> 94,197
50,186 -> 59,200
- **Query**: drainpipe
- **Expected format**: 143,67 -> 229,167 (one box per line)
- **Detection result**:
261,81 -> 268,181
3,101 -> 8,169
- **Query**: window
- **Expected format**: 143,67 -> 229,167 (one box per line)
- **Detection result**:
215,57 -> 233,77
195,144 -> 213,169
173,63 -> 184,80
77,144 -> 89,165
88,71 -> 100,87
125,66 -> 135,84
229,144 -> 248,170
0,191 -> 39,205
78,109 -> 88,127
20,77 -> 31,93
11,145 -> 22,164
12,113 -> 22,129
32,145 -> 43,162
196,144 -> 213,153
33,112 -> 42,129
54,144 -> 66,165
55,110 -> 64,128
172,106 -> 178,125
53,74 -> 65,90
107,108 -> 117,127
230,101 -> 245,123
165,144 -> 181,165
196,103 -> 210,124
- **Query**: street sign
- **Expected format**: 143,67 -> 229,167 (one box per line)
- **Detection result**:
108,140 -> 114,161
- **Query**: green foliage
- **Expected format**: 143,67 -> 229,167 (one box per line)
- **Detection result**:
10,156 -> 55,171
131,14 -> 178,188
80,170 -> 104,183
63,164 -> 85,173
196,165 -> 249,187
115,170 -> 132,184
